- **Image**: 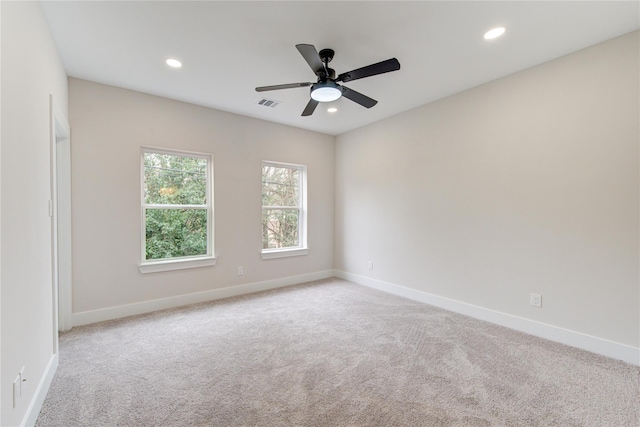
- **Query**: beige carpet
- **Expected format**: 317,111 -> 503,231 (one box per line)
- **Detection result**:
37,278 -> 639,426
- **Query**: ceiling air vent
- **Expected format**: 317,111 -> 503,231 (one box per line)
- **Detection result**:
257,98 -> 281,108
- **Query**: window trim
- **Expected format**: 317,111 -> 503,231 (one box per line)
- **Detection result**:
261,247 -> 310,260
261,160 -> 308,259
139,146 -> 216,273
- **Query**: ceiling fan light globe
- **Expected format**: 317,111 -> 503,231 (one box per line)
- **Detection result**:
311,81 -> 342,102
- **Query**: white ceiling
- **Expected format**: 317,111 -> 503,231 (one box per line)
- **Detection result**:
41,1 -> 639,136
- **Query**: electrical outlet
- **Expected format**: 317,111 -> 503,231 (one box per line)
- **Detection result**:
530,293 -> 542,308
237,266 -> 243,276
367,260 -> 373,270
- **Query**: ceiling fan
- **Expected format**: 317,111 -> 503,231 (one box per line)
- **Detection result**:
255,44 -> 401,116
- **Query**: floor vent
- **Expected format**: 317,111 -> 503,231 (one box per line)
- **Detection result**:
258,98 -> 281,108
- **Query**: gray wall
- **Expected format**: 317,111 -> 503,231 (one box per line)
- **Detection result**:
335,31 -> 639,348
1,2 -> 69,425
69,78 -> 335,316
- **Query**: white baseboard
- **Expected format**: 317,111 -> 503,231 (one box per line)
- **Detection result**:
70,269 -> 639,366
72,270 -> 334,327
335,270 -> 640,366
23,353 -> 58,427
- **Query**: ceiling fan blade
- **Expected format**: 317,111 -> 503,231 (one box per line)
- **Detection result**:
341,86 -> 378,108
301,98 -> 319,116
296,44 -> 326,77
337,58 -> 400,83
255,82 -> 312,92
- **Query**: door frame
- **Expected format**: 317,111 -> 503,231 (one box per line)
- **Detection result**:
50,95 -> 72,345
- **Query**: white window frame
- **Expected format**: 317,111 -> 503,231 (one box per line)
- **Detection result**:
139,147 -> 216,273
261,161 -> 309,259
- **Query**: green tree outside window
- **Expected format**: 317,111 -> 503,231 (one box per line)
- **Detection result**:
143,151 -> 210,260
262,164 -> 303,249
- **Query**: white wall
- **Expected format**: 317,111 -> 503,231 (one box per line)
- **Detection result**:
69,79 -> 334,319
335,32 -> 639,349
1,2 -> 69,426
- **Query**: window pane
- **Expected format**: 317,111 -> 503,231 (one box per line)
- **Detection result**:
144,153 -> 207,205
145,208 -> 207,260
262,165 -> 299,207
262,208 -> 299,249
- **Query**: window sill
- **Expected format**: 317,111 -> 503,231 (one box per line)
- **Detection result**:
138,256 -> 217,274
261,248 -> 309,260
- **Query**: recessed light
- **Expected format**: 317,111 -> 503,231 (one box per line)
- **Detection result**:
327,107 -> 338,113
166,58 -> 182,68
484,27 -> 506,40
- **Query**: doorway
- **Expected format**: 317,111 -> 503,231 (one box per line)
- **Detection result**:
50,96 -> 72,357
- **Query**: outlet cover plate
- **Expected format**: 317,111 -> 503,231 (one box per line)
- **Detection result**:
530,293 -> 542,308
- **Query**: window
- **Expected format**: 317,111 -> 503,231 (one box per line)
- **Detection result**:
139,147 -> 215,273
261,161 -> 308,259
